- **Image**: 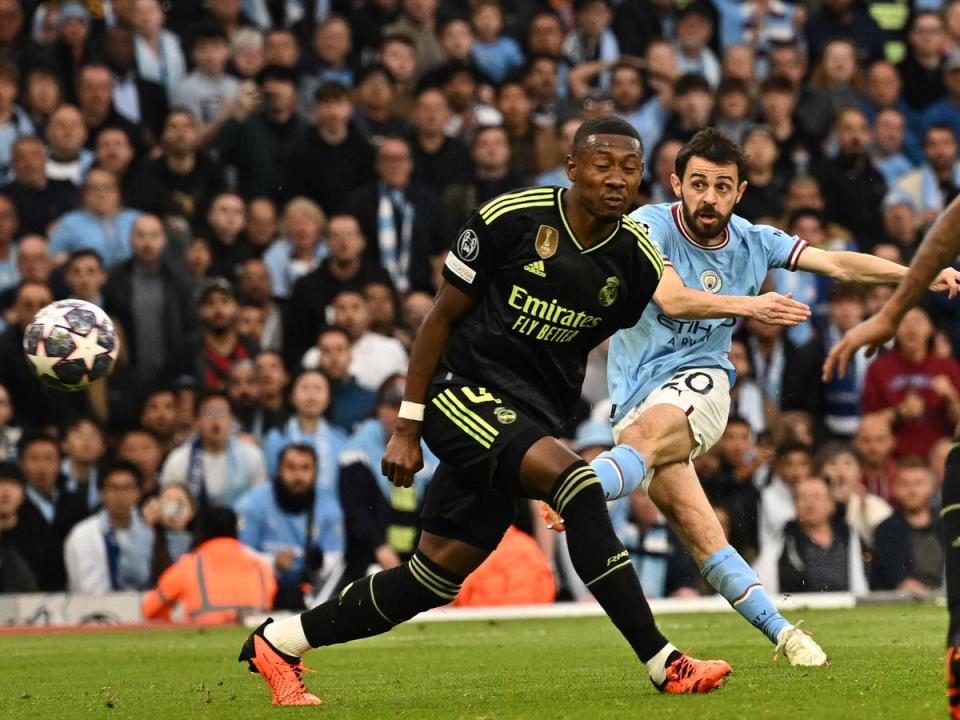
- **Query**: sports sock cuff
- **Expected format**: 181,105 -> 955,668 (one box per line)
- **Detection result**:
591,445 -> 647,500
550,461 -> 600,515
700,545 -> 738,578
408,551 -> 464,602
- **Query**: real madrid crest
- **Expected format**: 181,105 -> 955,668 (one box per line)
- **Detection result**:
699,269 -> 722,294
598,276 -> 620,307
534,225 -> 559,259
494,407 -> 517,424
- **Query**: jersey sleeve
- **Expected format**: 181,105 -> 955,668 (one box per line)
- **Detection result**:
756,224 -> 808,272
441,210 -> 500,296
630,206 -> 672,267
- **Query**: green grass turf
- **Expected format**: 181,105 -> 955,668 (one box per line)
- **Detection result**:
0,603 -> 947,720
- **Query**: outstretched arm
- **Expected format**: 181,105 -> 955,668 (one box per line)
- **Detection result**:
653,266 -> 810,325
822,194 -> 960,380
381,282 -> 475,488
797,246 -> 960,293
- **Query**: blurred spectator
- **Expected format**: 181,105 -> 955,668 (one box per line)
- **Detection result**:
439,17 -> 473,64
2,135 -> 77,236
235,257 -> 282,350
44,104 -> 93,186
804,0 -> 884,66
140,480 -> 195,577
396,290 -> 432,351
237,442 -> 344,607
76,63 -> 141,153
870,108 -> 914,186
814,106 -> 886,247
673,2 -> 719,89
148,109 -> 225,224
172,24 -> 240,138
142,506 -> 276,623
195,277 -> 258,391
445,124 -> 524,225
383,0 -> 444,77
922,52 -> 960,140
287,81 -> 375,216
470,1 -> 523,83
871,457 -> 943,591
817,442 -> 892,548
49,167 -> 141,268
440,60 -> 502,142
563,0 -> 618,80
160,390 -> 266,508
737,126 -> 788,222
0,194 -> 15,291
762,476 -> 868,593
897,125 -> 960,225
64,461 -> 153,593
364,279 -> 399,338
525,53 -> 574,129
19,432 -> 86,590
497,77 -> 558,178
203,192 -> 252,281
713,78 -> 752,143
380,34 -> 418,116
0,282 -> 86,428
352,63 -> 411,144
226,358 -> 276,441
880,191 -> 921,262
862,306 -> 960,459
103,214 -> 195,385
536,116 -> 581,187
262,369 -> 347,499
338,375 -> 434,583
346,136 -> 443,293
254,350 -> 290,419
132,0 -> 186,100
0,234 -> 53,318
410,86 -> 473,195
94,125 -> 164,213
304,16 -> 356,91
0,383 -> 20,461
60,415 -> 104,512
228,27 -> 264,81
285,213 -> 392,368
758,441 -> 813,554
351,0 -> 401,61
312,325 -> 376,433
117,427 -> 163,499
728,339 -> 768,434
769,43 -> 834,144
102,26 -> 168,145
740,316 -> 818,416
861,60 -> 923,161
244,197 -> 278,254
855,412 -> 898,503
0,463 -> 37,592
663,73 -> 713,143
262,197 -> 326,300
896,11 -> 946,112
0,61 -> 34,186
809,39 -> 865,114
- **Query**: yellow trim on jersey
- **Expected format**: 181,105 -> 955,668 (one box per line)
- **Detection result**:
442,390 -> 499,438
432,396 -> 493,449
485,200 -> 557,224
556,188 -> 621,254
479,188 -> 555,222
622,219 -> 664,278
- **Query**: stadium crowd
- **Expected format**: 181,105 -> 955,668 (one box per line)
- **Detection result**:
0,0 -> 957,618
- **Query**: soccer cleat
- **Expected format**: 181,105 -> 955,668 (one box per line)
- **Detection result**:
539,501 -> 566,532
238,619 -> 323,706
656,653 -> 732,694
947,646 -> 960,719
774,622 -> 829,667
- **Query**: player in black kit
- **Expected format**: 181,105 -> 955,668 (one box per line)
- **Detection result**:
239,116 -> 732,706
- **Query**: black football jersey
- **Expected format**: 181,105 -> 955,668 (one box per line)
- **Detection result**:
439,186 -> 664,434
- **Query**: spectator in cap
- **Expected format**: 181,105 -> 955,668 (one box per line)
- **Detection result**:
922,52 -> 960,140
194,276 -> 258,392
0,462 -> 39,593
132,0 -> 186,99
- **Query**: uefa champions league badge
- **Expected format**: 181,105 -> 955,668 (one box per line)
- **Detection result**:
457,229 -> 479,261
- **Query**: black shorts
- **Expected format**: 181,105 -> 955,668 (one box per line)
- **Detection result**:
419,373 -> 549,550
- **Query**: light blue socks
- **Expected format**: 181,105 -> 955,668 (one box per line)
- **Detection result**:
701,545 -> 789,644
590,444 -> 648,500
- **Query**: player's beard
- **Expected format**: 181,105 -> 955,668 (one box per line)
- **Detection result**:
680,194 -> 734,243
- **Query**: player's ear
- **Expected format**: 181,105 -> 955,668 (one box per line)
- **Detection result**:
565,154 -> 576,183
669,173 -> 682,199
735,180 -> 748,203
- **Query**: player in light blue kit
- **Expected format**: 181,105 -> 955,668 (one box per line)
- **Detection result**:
547,128 -> 960,667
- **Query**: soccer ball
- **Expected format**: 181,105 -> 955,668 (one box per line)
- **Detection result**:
22,299 -> 119,391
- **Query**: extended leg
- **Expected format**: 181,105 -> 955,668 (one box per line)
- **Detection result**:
941,444 -> 960,718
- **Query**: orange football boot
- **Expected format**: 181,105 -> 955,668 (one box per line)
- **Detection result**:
539,501 -> 566,532
947,646 -> 960,719
657,653 -> 732,694
239,620 -> 323,706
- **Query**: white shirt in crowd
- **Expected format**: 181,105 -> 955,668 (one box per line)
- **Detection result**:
160,437 -> 267,508
303,331 -> 408,391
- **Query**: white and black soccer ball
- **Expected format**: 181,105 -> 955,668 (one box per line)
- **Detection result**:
22,299 -> 119,391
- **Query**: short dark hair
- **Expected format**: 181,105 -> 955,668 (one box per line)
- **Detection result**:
193,22 -> 228,44
925,124 -> 957,143
18,431 -> 60,459
64,415 -> 103,436
97,460 -> 143,491
786,207 -> 824,231
725,415 -> 752,433
572,115 -> 642,154
356,62 -> 394,86
675,128 -> 747,183
673,73 -> 711,97
278,442 -> 317,470
65,248 -> 104,271
381,33 -> 416,51
317,324 -> 351,345
314,81 -> 350,104
257,64 -> 298,87
194,389 -> 232,417
759,74 -> 795,95
775,440 -> 813,461
0,462 -> 25,485
195,506 -> 238,542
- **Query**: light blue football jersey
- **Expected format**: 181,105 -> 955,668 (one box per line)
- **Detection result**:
608,202 -> 807,424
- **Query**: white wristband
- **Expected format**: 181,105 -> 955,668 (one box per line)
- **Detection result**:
398,401 -> 425,421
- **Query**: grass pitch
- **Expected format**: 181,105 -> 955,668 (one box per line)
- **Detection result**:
0,604 -> 946,720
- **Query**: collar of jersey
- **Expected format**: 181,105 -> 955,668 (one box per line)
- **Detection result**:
558,188 -> 621,254
671,202 -> 730,250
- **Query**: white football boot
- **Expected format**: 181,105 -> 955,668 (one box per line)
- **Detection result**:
775,622 -> 829,666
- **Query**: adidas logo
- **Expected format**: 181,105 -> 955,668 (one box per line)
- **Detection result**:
524,260 -> 546,277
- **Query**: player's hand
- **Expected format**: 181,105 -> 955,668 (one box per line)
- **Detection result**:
748,292 -> 811,326
929,267 -> 960,298
822,312 -> 897,381
382,419 -> 424,488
